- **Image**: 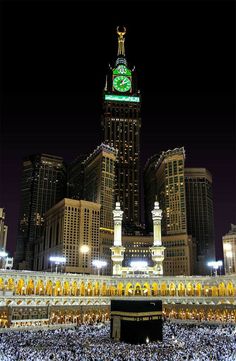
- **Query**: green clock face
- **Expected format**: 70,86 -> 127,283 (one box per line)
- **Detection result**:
113,76 -> 131,92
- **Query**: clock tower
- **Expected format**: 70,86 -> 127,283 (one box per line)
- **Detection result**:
102,27 -> 141,231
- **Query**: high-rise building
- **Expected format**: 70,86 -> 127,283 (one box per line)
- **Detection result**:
222,224 -> 236,274
0,208 -> 8,251
102,27 -> 141,231
145,147 -> 187,236
143,153 -> 161,233
67,154 -> 87,200
83,143 -> 117,230
33,199 -> 101,274
185,168 -> 215,274
122,234 -> 195,276
15,154 -> 66,270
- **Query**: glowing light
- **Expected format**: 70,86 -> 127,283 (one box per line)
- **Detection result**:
92,260 -> 107,269
49,256 -> 66,263
130,261 -> 148,269
224,243 -> 232,251
0,251 -> 8,258
80,245 -> 89,254
207,260 -> 223,269
105,94 -> 140,102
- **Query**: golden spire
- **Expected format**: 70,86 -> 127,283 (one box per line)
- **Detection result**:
117,26 -> 126,56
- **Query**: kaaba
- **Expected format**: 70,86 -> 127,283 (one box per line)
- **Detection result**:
111,299 -> 162,344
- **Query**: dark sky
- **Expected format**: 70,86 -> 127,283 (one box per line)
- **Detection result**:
1,0 -> 235,258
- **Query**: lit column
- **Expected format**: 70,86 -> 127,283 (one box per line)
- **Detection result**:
150,201 -> 165,275
110,202 -> 125,276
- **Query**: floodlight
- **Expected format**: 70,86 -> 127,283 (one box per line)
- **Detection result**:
0,251 -> 8,258
130,261 -> 148,269
92,260 -> 107,269
49,256 -> 66,263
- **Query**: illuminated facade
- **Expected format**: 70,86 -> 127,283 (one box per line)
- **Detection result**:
102,27 -> 141,231
0,270 -> 235,328
83,143 -> 117,230
185,168 -> 215,274
15,154 -> 66,270
33,199 -> 100,274
223,224 -> 236,274
0,208 -> 8,251
123,234 -> 195,276
111,201 -> 165,276
144,148 -> 187,236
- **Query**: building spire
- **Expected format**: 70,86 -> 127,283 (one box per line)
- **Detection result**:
117,26 -> 126,56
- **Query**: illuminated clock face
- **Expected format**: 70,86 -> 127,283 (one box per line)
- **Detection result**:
113,76 -> 131,92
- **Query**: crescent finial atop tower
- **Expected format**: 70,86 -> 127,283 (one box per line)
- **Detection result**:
117,26 -> 126,56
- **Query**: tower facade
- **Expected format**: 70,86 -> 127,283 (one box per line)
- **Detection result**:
148,147 -> 187,236
185,168 -> 215,274
0,208 -> 8,251
83,143 -> 117,230
15,154 -> 66,270
102,27 -> 141,231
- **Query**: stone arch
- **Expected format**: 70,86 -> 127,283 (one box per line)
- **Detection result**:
35,279 -> 45,295
117,282 -> 125,296
54,280 -> 62,296
26,279 -> 34,295
16,279 -> 25,295
177,282 -> 185,296
6,278 -> 14,293
80,281 -> 85,296
46,280 -> 53,296
63,281 -> 70,296
169,282 -> 176,296
71,281 -> 78,296
186,282 -> 194,296
218,282 -> 225,297
125,282 -> 133,296
160,282 -> 167,296
93,282 -> 99,296
110,284 -> 116,296
195,283 -> 202,297
0,278 -> 4,291
212,285 -> 218,297
101,282 -> 107,296
226,282 -> 234,296
203,285 -> 210,296
134,283 -> 142,296
152,282 -> 158,296
143,282 -> 151,296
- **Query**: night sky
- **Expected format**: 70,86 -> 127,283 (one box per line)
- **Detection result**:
1,0 -> 235,259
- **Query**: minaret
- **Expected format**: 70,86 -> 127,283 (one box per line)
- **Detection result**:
150,201 -> 165,275
111,201 -> 125,276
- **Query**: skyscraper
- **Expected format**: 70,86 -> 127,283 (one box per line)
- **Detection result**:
67,154 -> 87,200
144,147 -> 187,236
102,27 -> 141,231
222,224 -> 236,274
15,154 -> 66,270
0,208 -> 8,251
83,143 -> 117,230
33,199 -> 100,274
185,168 -> 215,274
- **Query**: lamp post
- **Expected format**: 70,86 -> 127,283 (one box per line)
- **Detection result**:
49,256 -> 66,273
92,260 -> 107,276
80,245 -> 89,275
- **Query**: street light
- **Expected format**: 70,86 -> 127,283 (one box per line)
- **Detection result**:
80,245 -> 89,275
92,260 -> 107,276
49,256 -> 66,273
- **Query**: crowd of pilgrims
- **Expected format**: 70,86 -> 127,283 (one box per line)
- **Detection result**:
0,321 -> 235,361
